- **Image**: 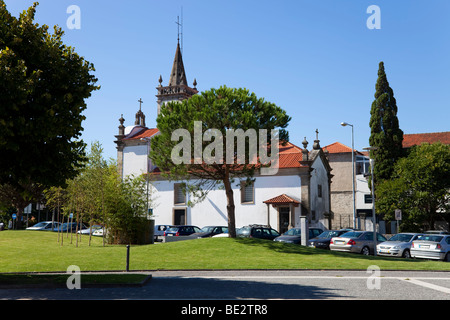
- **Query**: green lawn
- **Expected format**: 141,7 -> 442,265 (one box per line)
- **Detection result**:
1,230 -> 450,272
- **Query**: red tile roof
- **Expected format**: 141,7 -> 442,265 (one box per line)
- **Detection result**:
278,141 -> 305,168
323,142 -> 353,153
123,128 -> 160,140
323,142 -> 363,155
263,194 -> 300,205
403,132 -> 450,148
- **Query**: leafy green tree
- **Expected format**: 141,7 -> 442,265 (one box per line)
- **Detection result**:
53,142 -> 151,245
376,142 -> 450,231
0,181 -> 43,229
0,1 -> 99,193
369,62 -> 403,187
105,173 -> 150,244
150,86 -> 291,237
43,186 -> 67,243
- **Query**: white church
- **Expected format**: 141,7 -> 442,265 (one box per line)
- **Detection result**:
114,41 -> 333,233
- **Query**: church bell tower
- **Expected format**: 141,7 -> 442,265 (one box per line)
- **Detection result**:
156,41 -> 198,114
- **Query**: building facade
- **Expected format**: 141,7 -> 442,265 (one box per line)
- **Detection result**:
114,42 -> 333,233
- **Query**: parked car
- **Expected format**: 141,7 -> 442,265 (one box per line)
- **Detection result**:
92,228 -> 105,237
330,231 -> 387,255
424,230 -> 450,235
376,233 -> 422,258
194,226 -> 229,238
410,234 -> 450,261
154,225 -> 174,242
308,229 -> 353,250
274,227 -> 323,244
164,225 -> 202,237
26,221 -> 60,231
78,224 -> 103,235
238,225 -> 280,240
53,222 -> 87,233
212,231 -> 230,238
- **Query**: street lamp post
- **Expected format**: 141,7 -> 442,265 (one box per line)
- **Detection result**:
341,122 -> 356,229
363,146 -> 378,256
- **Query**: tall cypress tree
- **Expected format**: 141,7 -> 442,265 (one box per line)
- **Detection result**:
369,62 -> 403,187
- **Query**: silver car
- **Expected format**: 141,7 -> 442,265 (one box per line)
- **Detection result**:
377,233 -> 422,258
330,231 -> 387,255
410,234 -> 450,261
26,221 -> 60,231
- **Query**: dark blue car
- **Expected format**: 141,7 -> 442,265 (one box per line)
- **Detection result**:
53,222 -> 87,232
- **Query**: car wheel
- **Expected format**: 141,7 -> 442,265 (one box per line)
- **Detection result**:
361,246 -> 370,256
445,253 -> 450,262
402,250 -> 411,259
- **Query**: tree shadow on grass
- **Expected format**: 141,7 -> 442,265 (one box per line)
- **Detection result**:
231,237 -> 434,265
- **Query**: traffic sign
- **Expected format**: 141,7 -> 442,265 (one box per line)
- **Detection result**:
395,209 -> 402,221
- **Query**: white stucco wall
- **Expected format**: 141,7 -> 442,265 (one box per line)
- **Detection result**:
356,174 -> 372,211
310,156 -> 331,230
150,174 -> 302,231
122,144 -> 148,179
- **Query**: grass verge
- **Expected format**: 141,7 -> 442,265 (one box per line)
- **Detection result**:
1,230 -> 450,273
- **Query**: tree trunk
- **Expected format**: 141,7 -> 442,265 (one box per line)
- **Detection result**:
223,168 -> 236,238
16,207 -> 24,229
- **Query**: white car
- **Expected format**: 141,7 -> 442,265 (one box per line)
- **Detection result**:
411,234 -> 450,261
26,221 -> 60,231
212,232 -> 229,238
93,227 -> 106,237
377,233 -> 422,258
78,225 -> 103,235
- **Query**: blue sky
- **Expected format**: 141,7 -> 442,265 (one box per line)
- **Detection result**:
5,0 -> 450,160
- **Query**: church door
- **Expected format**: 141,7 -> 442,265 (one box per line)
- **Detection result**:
279,207 -> 290,234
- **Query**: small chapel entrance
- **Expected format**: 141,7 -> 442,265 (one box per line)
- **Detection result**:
279,207 -> 290,234
263,194 -> 300,233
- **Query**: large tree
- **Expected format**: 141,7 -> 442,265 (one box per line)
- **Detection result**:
369,62 -> 403,187
376,142 -> 450,231
150,86 -> 291,238
0,1 -> 99,189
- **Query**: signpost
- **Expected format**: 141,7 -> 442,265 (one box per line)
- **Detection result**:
395,209 -> 402,233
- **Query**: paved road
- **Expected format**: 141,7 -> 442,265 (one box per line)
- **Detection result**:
2,269 -> 450,300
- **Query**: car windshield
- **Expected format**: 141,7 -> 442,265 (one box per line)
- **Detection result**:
283,228 -> 301,236
32,222 -> 49,228
167,227 -> 179,232
340,231 -> 363,238
417,235 -> 443,242
316,230 -> 341,239
388,234 -> 414,242
201,227 -> 215,233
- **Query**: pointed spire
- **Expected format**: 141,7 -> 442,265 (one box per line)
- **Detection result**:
118,114 -> 125,136
168,42 -> 188,87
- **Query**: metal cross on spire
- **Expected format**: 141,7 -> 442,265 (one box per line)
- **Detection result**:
175,7 -> 183,54
138,98 -> 143,111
